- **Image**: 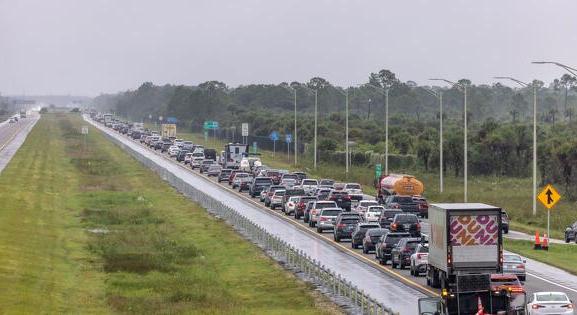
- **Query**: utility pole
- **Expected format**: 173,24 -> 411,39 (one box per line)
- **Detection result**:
431,78 -> 469,202
495,76 -> 539,215
423,87 -> 444,193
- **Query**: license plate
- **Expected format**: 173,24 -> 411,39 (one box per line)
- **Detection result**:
404,224 -> 410,229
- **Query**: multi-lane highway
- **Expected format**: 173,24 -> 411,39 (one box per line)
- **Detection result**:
87,115 -> 577,313
0,114 -> 39,173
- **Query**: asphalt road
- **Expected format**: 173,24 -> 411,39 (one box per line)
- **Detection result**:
0,114 -> 39,173
87,116 -> 577,311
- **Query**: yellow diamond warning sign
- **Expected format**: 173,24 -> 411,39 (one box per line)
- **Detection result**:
537,184 -> 561,209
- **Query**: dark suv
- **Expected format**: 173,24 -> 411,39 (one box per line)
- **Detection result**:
362,228 -> 387,254
218,169 -> 233,182
328,191 -> 352,211
333,213 -> 362,242
351,222 -> 381,249
375,232 -> 411,265
390,214 -> 421,237
565,220 -> 577,243
390,237 -> 421,269
176,149 -> 190,162
378,209 -> 403,229
294,196 -> 317,220
249,177 -> 273,198
382,195 -> 419,214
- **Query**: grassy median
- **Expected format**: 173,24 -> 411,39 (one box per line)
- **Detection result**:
0,113 -> 340,314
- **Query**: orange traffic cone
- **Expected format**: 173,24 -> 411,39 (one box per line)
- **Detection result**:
542,234 -> 549,251
534,231 -> 542,250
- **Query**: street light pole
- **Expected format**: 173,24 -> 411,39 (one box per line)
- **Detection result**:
335,87 -> 351,174
280,84 -> 298,166
422,87 -> 444,193
431,78 -> 468,202
361,83 -> 390,174
385,88 -> 389,175
494,76 -> 538,216
314,89 -> 318,169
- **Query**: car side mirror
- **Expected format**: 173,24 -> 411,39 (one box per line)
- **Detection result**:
523,259 -> 527,263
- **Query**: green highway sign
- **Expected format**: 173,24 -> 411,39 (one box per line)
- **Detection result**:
375,163 -> 382,178
203,121 -> 219,130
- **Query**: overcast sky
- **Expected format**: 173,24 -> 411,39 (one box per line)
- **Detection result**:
1,0 -> 576,96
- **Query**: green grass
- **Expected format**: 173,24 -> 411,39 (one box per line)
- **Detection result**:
167,130 -> 573,239
505,239 -> 577,275
0,114 -> 341,314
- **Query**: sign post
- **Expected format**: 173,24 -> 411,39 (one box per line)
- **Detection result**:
252,141 -> 258,154
537,184 -> 561,244
375,163 -> 382,179
241,123 -> 249,144
285,133 -> 292,161
203,121 -> 219,146
269,131 -> 279,158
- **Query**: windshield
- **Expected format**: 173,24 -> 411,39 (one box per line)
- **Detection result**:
361,201 -> 378,207
395,215 -> 418,223
385,235 -> 409,244
316,202 -> 337,209
320,180 -> 334,185
393,197 -> 414,203
346,184 -> 361,189
321,210 -> 341,216
255,178 -> 273,186
368,207 -> 384,213
536,293 -> 569,302
504,255 -> 522,263
274,191 -> 286,196
302,180 -> 318,185
342,218 -> 360,224
283,174 -> 298,179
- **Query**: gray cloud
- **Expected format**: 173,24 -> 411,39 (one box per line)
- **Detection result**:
1,0 -> 576,96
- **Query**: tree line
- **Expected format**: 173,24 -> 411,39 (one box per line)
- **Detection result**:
91,69 -> 577,199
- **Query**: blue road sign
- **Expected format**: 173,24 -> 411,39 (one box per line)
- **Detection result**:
167,117 -> 178,124
269,131 -> 279,141
285,133 -> 292,144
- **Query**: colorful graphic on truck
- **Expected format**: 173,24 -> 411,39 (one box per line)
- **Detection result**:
449,215 -> 499,246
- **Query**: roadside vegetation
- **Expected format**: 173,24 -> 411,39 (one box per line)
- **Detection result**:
504,239 -> 577,275
0,113 -> 341,314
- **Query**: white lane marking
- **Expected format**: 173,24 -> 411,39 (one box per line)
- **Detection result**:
527,272 -> 577,294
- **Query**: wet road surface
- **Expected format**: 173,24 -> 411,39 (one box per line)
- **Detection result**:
0,114 -> 39,174
87,116 -> 577,311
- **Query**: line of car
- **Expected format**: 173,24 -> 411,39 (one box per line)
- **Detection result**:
97,117 -> 573,315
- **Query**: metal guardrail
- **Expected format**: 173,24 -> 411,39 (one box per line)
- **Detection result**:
98,126 -> 398,315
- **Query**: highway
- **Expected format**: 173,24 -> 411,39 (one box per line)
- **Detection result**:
87,116 -> 577,313
0,114 -> 39,173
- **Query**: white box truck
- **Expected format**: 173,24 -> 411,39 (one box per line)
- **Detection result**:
420,203 -> 508,315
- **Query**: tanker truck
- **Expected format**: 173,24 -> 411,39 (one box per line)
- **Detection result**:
375,174 -> 424,201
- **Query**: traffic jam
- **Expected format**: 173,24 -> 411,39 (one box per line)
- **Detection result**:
92,113 -> 575,315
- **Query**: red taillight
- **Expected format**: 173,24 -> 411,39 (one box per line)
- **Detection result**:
320,217 -> 327,222
402,248 -> 412,253
517,264 -> 525,269
337,223 -> 345,228
416,223 -> 421,230
343,196 -> 351,201
562,304 -> 574,309
416,253 -> 424,259
391,223 -> 397,230
392,204 -> 400,209
531,304 -> 545,309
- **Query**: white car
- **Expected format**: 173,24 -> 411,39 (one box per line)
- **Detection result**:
184,153 -> 194,164
527,292 -> 574,314
283,196 -> 300,215
409,243 -> 429,276
239,158 -> 251,172
300,179 -> 319,195
168,145 -> 180,157
191,156 -> 204,169
232,172 -> 250,189
365,205 -> 385,222
356,200 -> 379,215
270,190 -> 286,210
345,183 -> 364,201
